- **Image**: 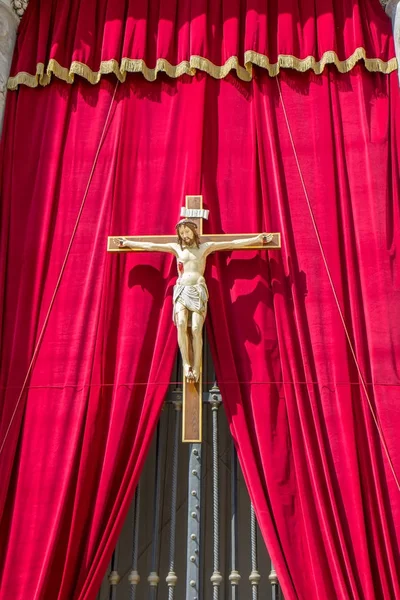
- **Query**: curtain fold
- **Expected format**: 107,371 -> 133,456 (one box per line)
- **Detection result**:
8,0 -> 397,89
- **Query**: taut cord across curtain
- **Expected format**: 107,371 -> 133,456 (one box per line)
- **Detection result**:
0,80 -> 120,459
275,74 -> 400,493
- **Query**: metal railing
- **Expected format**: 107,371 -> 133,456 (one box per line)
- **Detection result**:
97,387 -> 282,600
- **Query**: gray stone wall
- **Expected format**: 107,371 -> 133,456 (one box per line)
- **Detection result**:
0,0 -> 19,138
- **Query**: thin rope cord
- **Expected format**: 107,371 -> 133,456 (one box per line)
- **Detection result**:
0,81 -> 120,458
275,76 -> 400,492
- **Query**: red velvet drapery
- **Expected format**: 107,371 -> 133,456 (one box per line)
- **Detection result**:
1,1 -> 400,599
8,0 -> 396,89
0,78 -> 182,599
1,66 -> 400,600
207,68 -> 400,599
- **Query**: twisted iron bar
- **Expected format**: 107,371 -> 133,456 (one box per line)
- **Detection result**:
269,561 -> 280,600
210,393 -> 222,599
229,443 -> 241,599
129,483 -> 141,600
249,504 -> 260,600
108,543 -> 120,600
166,403 -> 181,599
148,423 -> 162,598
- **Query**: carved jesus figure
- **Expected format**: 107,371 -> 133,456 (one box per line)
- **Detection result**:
119,220 -> 272,382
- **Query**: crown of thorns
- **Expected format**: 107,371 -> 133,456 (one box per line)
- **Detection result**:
175,219 -> 198,229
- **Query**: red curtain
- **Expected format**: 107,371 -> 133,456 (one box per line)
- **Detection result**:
1,1 -> 400,599
1,66 -> 400,600
8,0 -> 396,88
207,68 -> 400,598
0,78 -> 184,599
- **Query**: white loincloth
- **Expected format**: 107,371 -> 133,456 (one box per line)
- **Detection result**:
173,279 -> 209,324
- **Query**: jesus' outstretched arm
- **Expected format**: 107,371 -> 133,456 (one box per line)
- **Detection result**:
204,233 -> 273,255
118,237 -> 177,255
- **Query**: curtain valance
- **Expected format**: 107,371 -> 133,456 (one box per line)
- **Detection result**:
8,0 -> 397,90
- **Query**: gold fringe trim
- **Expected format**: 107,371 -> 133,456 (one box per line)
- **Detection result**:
244,48 -> 398,76
7,48 -> 398,90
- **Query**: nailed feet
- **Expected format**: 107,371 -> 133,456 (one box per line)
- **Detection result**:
184,364 -> 200,383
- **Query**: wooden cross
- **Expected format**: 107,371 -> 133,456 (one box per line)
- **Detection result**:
108,195 -> 281,442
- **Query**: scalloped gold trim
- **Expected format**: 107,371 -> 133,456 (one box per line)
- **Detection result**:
7,48 -> 398,90
244,48 -> 397,76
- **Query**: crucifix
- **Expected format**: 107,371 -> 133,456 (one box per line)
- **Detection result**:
108,195 -> 281,442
